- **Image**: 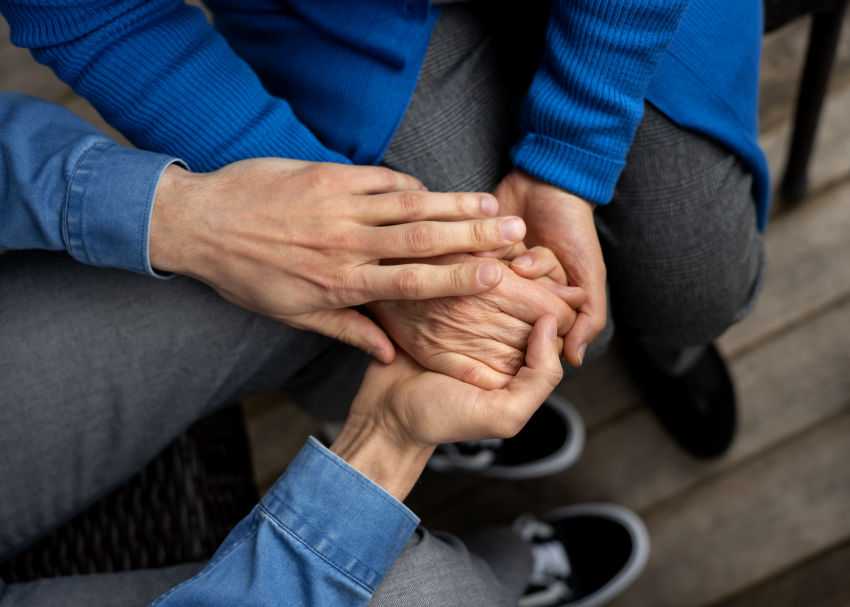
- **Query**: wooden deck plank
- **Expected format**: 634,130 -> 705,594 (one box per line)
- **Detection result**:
607,412 -> 850,607
760,73 -> 850,200
416,293 -> 850,531
242,392 -> 319,496
0,42 -> 73,105
554,339 -> 643,432
710,541 -> 850,607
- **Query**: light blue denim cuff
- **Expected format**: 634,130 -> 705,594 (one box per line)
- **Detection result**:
64,141 -> 187,278
260,437 -> 420,592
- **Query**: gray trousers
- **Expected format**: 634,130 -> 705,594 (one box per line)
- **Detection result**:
0,4 -> 765,607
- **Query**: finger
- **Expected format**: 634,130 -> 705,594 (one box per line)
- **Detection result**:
510,246 -> 568,285
287,308 -> 397,364
488,273 -> 575,335
358,260 -> 505,301
329,165 -> 427,195
563,265 -> 607,368
361,191 -> 500,225
362,216 -> 526,259
472,242 -> 526,260
426,351 -> 514,390
469,315 -> 564,437
534,278 -> 586,309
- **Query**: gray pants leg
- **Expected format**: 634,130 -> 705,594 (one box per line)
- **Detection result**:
370,3 -> 766,604
369,527 -> 531,607
0,251 -> 354,582
597,102 -> 766,372
0,564 -> 204,607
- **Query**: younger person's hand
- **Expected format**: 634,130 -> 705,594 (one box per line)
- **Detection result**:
330,315 -> 564,500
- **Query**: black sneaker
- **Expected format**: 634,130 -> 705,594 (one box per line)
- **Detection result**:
620,336 -> 736,458
427,394 -> 584,480
515,504 -> 650,607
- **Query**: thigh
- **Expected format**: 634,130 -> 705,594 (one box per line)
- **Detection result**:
381,4 -> 518,193
369,528 -> 518,607
595,102 -> 766,348
0,562 -> 204,607
0,251 -> 338,559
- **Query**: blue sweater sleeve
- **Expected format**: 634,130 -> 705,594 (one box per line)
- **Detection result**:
511,0 -> 691,204
151,438 -> 419,607
0,0 -> 350,172
0,91 -> 181,276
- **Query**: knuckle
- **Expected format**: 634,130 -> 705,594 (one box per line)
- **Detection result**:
448,265 -> 470,293
398,191 -> 426,221
470,220 -> 488,248
395,268 -> 425,298
372,166 -> 398,189
455,193 -> 470,215
304,165 -> 340,190
403,224 -> 439,256
459,362 -> 486,386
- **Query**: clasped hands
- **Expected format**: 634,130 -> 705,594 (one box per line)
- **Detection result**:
149,158 -> 607,497
150,159 -> 595,384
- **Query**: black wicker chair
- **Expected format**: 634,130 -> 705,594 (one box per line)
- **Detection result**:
764,0 -> 850,201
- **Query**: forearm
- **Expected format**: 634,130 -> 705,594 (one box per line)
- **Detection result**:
331,413 -> 434,502
0,0 -> 349,172
512,0 -> 690,203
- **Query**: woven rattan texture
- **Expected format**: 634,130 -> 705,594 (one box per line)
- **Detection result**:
0,405 -> 257,583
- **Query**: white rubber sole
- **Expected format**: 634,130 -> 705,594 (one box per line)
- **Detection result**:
538,503 -> 651,607
428,393 -> 585,480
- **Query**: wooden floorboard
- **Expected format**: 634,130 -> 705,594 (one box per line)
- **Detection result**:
607,411 -> 850,607
709,541 -> 850,607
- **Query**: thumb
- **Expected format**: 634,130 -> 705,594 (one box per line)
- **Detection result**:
525,314 -> 564,373
287,309 -> 396,364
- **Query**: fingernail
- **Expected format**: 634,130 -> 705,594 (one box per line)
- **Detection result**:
576,343 -> 587,366
501,217 -> 525,241
547,317 -> 558,339
368,347 -> 386,362
480,195 -> 498,216
512,255 -> 533,268
478,263 -> 501,286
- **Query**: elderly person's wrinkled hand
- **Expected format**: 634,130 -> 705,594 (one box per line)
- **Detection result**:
368,252 -> 584,390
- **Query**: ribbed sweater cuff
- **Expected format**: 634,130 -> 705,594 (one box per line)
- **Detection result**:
511,133 -> 625,204
64,142 -> 185,278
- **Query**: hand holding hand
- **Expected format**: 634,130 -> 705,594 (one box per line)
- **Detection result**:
331,315 -> 564,500
369,253 -> 584,389
493,168 -> 607,367
149,159 -> 528,362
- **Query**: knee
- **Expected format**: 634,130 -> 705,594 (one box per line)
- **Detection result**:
617,242 -> 766,347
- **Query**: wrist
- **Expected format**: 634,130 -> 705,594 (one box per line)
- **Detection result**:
330,413 -> 434,502
149,164 -> 204,275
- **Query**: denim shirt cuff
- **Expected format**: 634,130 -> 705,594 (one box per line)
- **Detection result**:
63,142 -> 187,278
260,437 -> 420,592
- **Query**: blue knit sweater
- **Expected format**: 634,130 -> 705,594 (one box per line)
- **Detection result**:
0,0 -> 769,228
